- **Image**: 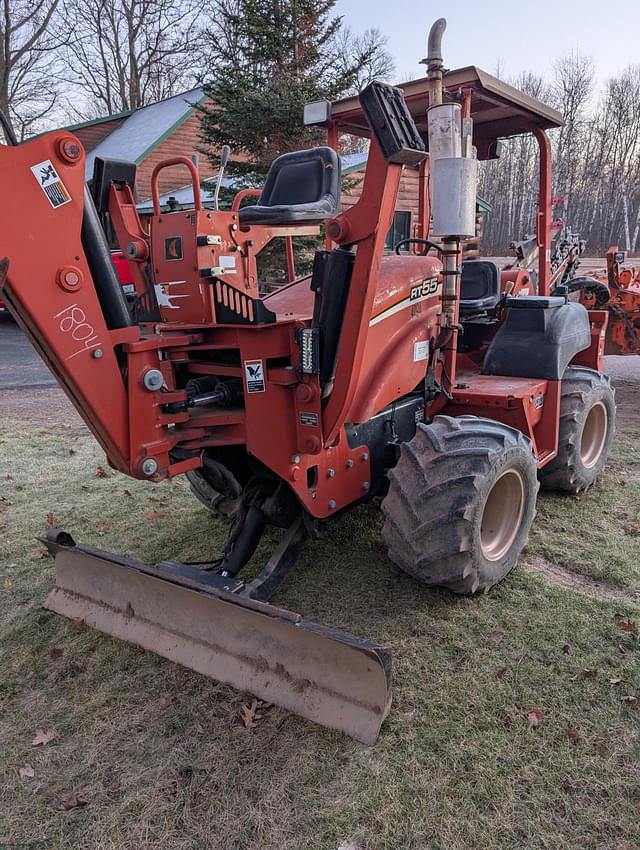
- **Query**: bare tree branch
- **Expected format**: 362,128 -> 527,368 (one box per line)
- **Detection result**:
61,0 -> 203,115
0,0 -> 61,137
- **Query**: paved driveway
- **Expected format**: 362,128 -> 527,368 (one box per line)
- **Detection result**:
0,304 -> 638,394
0,310 -> 56,390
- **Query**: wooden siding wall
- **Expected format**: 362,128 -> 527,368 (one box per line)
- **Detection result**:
73,117 -> 128,154
134,112 -> 216,202
341,168 -> 420,223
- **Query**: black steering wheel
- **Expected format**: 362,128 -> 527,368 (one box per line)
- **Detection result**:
394,238 -> 442,256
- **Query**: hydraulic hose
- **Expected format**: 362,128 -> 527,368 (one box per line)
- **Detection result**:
81,184 -> 133,330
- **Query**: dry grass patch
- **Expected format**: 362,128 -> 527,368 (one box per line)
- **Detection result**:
1,417 -> 639,850
526,431 -> 640,591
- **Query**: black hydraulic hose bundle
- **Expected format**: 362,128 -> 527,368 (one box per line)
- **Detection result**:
81,184 -> 133,330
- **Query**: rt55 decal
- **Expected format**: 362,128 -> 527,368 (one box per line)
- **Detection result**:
410,276 -> 442,302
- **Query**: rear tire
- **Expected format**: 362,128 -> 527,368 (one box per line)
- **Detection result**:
381,416 -> 539,595
538,366 -> 615,493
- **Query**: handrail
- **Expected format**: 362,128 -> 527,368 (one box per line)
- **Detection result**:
231,188 -> 261,212
151,157 -> 202,215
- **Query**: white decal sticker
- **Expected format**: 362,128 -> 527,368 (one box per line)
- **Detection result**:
220,255 -> 237,273
244,359 -> 265,393
520,287 -> 530,296
30,159 -> 72,208
413,340 -> 428,362
154,281 -> 189,309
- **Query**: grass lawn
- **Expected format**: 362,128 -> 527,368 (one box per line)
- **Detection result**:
1,411 -> 639,850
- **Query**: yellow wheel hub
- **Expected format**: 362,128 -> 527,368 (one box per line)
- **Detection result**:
580,401 -> 607,469
480,469 -> 525,562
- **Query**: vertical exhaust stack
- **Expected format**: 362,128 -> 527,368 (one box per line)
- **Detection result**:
422,18 -> 477,331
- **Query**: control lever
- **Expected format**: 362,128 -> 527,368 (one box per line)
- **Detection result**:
213,144 -> 230,211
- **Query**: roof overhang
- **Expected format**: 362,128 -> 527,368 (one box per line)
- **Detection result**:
330,66 -> 563,160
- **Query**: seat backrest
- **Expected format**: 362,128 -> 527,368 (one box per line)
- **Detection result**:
459,261 -> 500,315
238,147 -> 341,226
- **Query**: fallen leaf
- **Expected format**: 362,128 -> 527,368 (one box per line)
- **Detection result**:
241,699 -> 261,729
68,449 -> 76,456
595,739 -> 608,752
3,578 -> 11,588
561,778 -> 581,792
547,662 -> 556,673
623,521 -> 639,536
19,765 -> 35,778
621,695 -> 637,708
617,618 -> 637,634
568,673 -> 579,681
561,644 -> 570,654
96,522 -> 111,535
172,479 -> 182,487
124,489 -> 132,497
49,648 -> 63,659
96,466 -> 109,478
527,709 -> 544,728
492,631 -> 504,645
496,667 -> 507,679
32,729 -> 56,746
54,795 -> 88,811
566,727 -> 580,744
241,697 -> 270,729
72,617 -> 87,632
609,676 -> 624,684
46,512 -> 60,528
29,548 -> 48,560
616,643 -> 627,656
143,509 -> 165,520
161,693 -> 175,710
583,668 -> 598,677
5,473 -> 13,480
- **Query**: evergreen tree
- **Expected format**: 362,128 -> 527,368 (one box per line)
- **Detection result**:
198,0 -> 392,178
197,0 -> 392,281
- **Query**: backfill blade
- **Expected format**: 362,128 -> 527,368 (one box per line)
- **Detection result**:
42,531 -> 392,744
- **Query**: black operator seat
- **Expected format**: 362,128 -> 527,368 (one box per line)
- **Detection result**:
237,147 -> 341,226
459,261 -> 501,316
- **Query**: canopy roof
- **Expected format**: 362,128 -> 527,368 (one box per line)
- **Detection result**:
330,66 -> 563,160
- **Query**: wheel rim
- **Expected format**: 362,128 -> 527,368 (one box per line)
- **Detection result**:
581,401 -> 608,469
480,469 -> 525,562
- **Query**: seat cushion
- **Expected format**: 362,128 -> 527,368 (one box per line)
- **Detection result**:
238,147 -> 341,226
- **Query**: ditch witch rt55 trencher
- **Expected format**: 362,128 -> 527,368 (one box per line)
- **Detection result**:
0,20 -> 615,742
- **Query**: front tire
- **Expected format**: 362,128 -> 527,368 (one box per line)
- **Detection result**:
538,366 -> 615,493
382,416 -> 539,595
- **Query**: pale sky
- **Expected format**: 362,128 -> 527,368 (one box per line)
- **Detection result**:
334,0 -> 639,91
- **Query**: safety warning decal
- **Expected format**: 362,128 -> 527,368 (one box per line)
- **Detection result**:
30,160 -> 72,209
244,359 -> 265,393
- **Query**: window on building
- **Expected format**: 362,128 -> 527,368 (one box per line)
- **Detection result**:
385,211 -> 411,252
